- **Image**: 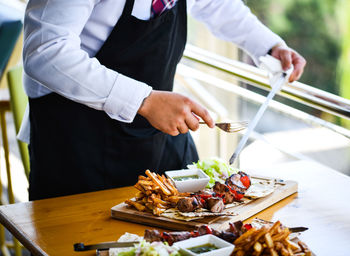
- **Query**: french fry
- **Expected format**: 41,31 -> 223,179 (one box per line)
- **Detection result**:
298,241 -> 311,256
152,197 -> 168,206
145,202 -> 154,211
125,199 -> 146,212
138,175 -> 148,180
284,239 -> 300,251
232,220 -> 312,256
254,241 -> 263,253
234,227 -> 257,245
141,184 -> 153,191
264,233 -> 274,248
235,250 -> 245,256
135,191 -> 145,200
134,182 -> 145,193
138,180 -> 154,186
145,190 -> 153,196
243,226 -> 269,251
272,228 -> 290,242
268,221 -> 281,236
287,246 -> 295,255
280,247 -> 290,256
269,248 -> 278,256
163,178 -> 178,195
152,185 -> 160,191
165,196 -> 182,204
146,170 -> 171,195
156,203 -> 167,209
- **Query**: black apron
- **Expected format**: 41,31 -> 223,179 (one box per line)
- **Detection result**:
28,0 -> 198,200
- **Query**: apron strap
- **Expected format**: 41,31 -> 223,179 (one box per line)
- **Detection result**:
123,0 -> 136,17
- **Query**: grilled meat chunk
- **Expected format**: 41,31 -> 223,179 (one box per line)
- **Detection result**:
213,181 -> 226,194
144,229 -> 162,242
220,231 -> 238,243
162,231 -> 192,245
212,181 -> 235,203
228,220 -> 244,237
177,197 -> 200,212
225,171 -> 251,192
144,222 -> 247,246
144,230 -> 191,245
197,225 -> 211,236
206,197 -> 225,213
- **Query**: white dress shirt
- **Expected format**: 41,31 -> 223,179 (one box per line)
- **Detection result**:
19,0 -> 284,142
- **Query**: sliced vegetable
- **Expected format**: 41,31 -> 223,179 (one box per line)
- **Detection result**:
116,240 -> 180,256
188,158 -> 239,188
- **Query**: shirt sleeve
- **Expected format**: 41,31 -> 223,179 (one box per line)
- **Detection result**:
23,0 -> 152,123
188,0 -> 286,63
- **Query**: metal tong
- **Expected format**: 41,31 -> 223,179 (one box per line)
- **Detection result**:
229,55 -> 293,165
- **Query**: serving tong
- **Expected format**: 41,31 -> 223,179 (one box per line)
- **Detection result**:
74,241 -> 138,251
229,55 -> 294,165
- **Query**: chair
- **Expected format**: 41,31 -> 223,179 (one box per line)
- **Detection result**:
0,67 -> 29,256
0,8 -> 25,256
0,20 -> 22,81
7,67 -> 30,179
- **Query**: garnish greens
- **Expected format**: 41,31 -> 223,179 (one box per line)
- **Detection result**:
189,158 -> 238,188
116,240 -> 180,256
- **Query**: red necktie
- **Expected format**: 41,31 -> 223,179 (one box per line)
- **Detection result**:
151,0 -> 178,17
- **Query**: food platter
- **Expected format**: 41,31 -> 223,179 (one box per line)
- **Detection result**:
95,219 -> 314,256
104,161 -> 312,255
111,175 -> 297,231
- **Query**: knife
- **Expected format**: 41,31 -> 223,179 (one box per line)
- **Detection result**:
229,55 -> 293,165
74,241 -> 139,251
252,218 -> 308,233
289,227 -> 309,233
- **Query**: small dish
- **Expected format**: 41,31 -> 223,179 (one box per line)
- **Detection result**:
173,234 -> 234,256
165,169 -> 209,193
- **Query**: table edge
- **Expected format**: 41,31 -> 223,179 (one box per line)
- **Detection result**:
0,208 -> 48,256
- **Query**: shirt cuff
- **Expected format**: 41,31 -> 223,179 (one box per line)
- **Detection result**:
103,73 -> 152,123
243,26 -> 286,65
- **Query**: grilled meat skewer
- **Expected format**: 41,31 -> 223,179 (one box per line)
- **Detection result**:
144,221 -> 246,245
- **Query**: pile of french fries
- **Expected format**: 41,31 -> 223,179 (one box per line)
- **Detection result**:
233,221 -> 311,256
125,170 -> 187,216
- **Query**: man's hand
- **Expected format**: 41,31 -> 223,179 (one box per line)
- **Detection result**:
138,91 -> 214,136
270,45 -> 307,82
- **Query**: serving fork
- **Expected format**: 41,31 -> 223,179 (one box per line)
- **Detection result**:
199,121 -> 248,133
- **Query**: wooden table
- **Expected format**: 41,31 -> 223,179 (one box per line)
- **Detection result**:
0,160 -> 349,256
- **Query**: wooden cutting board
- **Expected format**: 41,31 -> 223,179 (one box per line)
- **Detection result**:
111,176 -> 297,231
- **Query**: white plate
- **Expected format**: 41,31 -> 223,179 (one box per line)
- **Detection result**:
165,169 -> 209,193
173,234 -> 234,256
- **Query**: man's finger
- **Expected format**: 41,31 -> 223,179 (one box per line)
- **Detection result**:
177,122 -> 189,134
190,101 -> 214,128
186,114 -> 200,131
289,65 -> 303,82
169,129 -> 180,136
279,50 -> 292,71
289,54 -> 306,82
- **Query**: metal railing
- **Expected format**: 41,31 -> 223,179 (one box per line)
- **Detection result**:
176,45 -> 350,172
183,45 -> 350,120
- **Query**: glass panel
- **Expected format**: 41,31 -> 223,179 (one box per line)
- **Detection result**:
175,50 -> 350,176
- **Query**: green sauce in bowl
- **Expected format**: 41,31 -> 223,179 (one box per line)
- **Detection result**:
173,175 -> 199,181
187,243 -> 218,254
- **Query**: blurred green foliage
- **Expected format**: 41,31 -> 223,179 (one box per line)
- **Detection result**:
336,0 -> 350,126
245,0 -> 342,95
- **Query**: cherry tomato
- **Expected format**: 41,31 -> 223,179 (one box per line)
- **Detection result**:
240,175 -> 251,189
